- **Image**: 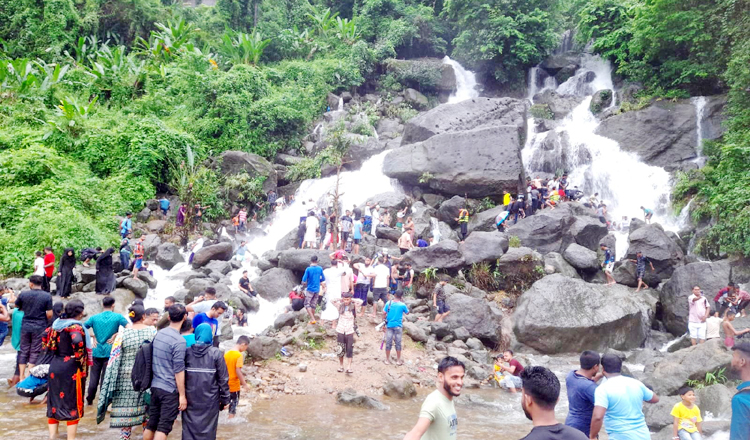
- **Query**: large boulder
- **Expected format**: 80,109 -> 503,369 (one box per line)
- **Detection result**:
336,388 -> 389,411
141,234 -> 161,260
254,268 -> 298,301
444,293 -> 504,346
643,339 -> 732,395
467,206 -> 506,234
402,240 -> 465,271
513,275 -> 657,353
277,249 -> 332,272
644,395 -> 682,429
625,223 -> 685,281
401,97 -> 527,145
495,247 -> 544,282
659,260 -> 730,336
122,277 -> 149,298
437,196 -> 469,227
245,336 -> 281,360
695,384 -> 734,420
385,125 -> 524,198
146,220 -> 167,234
383,379 -> 418,399
366,192 -> 409,212
460,232 -> 509,265
595,100 -> 699,171
375,226 -> 402,243
505,203 -> 607,254
403,321 -> 429,343
219,151 -> 277,193
404,88 -> 429,110
155,243 -> 184,270
563,243 -> 600,271
191,242 -> 233,268
75,289 -> 136,316
532,89 -> 585,120
543,252 -> 580,279
345,136 -> 388,169
700,95 -> 727,142
409,202 -> 436,239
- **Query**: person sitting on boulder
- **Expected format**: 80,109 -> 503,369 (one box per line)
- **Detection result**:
284,286 -> 306,313
238,270 -> 256,297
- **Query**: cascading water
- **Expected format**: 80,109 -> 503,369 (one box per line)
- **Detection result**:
524,55 -> 673,258
526,67 -> 557,103
691,96 -> 707,165
443,56 -> 479,103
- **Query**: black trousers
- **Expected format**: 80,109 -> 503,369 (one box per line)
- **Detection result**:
86,356 -> 108,404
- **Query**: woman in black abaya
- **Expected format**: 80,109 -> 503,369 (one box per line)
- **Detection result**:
95,248 -> 116,295
57,248 -> 76,298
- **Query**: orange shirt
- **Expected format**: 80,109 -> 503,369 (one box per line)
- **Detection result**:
224,349 -> 244,392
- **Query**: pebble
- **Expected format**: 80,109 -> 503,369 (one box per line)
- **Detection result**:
298,364 -> 308,372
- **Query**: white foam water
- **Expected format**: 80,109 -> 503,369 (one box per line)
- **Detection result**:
443,56 -> 479,103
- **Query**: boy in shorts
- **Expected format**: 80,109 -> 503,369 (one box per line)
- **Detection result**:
600,243 -> 616,286
432,276 -> 451,322
224,336 -> 250,419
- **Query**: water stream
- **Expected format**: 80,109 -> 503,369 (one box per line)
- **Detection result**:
443,56 -> 479,103
691,96 -> 707,166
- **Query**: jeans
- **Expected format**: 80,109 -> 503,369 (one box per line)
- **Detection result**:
0,326 -> 8,346
120,251 -> 130,271
386,327 -> 403,351
87,356 -> 108,404
18,328 -> 44,365
678,430 -> 702,440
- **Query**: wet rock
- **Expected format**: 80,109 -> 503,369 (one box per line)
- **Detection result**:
274,312 -> 297,330
219,151 -> 277,193
596,100 -> 700,171
383,379 -> 417,399
246,336 -> 282,360
643,339 -> 732,395
563,243 -> 599,271
467,206 -> 506,235
141,234 -> 161,260
402,240 -> 465,272
659,260 -> 730,336
122,277 -> 149,298
146,220 -> 167,233
155,243 -> 184,270
401,97 -> 527,146
386,125 -> 524,199
375,226 -> 402,243
277,249 -> 332,272
136,272 -> 157,289
203,260 -> 233,276
336,388 -> 389,411
444,293 -> 503,346
366,192 -> 409,212
589,89 -> 613,114
695,384 -> 734,420
533,90 -> 585,120
404,88 -> 429,110
254,268 -> 298,301
437,196 -> 470,227
81,268 -> 97,284
460,231 -> 508,265
192,242 -> 233,268
543,252 -> 580,278
422,193 -> 445,208
514,275 -> 657,353
232,291 -> 259,313
625,223 -> 685,283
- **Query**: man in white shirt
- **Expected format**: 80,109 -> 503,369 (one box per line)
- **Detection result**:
33,251 -> 45,276
368,257 -> 391,318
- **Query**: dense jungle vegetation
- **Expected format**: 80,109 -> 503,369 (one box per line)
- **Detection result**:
0,0 -> 748,274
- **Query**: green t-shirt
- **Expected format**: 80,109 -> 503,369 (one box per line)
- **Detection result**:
11,309 -> 24,351
419,390 -> 458,440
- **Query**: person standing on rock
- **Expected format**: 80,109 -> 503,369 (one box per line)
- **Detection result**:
95,248 -> 117,295
57,248 -> 76,299
120,212 -> 133,238
302,211 -> 319,249
368,256 -> 391,318
301,256 -> 326,325
722,311 -> 750,348
589,354 -> 659,440
353,258 -> 371,315
238,207 -> 247,233
119,237 -> 132,273
432,276 -> 451,323
132,237 -> 145,279
340,210 -> 353,250
176,203 -> 187,227
85,296 -> 129,406
629,251 -> 654,292
42,247 -> 55,292
565,351 -> 602,437
688,286 -> 710,345
455,207 -> 470,242
159,197 -> 170,217
640,206 -> 653,224
332,293 -> 362,374
729,342 -> 750,440
520,366 -> 588,440
352,216 -> 364,255
403,356 -> 464,440
600,244 -> 616,286
383,290 -> 409,366
399,228 -> 415,255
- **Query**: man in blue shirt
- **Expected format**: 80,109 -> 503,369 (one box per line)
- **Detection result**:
301,256 -> 326,325
352,218 -> 363,255
120,212 -> 133,238
730,342 -> 750,440
590,354 -> 659,440
565,351 -> 602,436
159,197 -> 170,216
85,296 -> 129,405
383,290 -> 409,365
191,301 -> 227,337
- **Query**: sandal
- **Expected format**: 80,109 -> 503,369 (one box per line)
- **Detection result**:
384,360 -> 392,365
346,369 -> 353,374
337,368 -> 344,373
310,320 -> 317,325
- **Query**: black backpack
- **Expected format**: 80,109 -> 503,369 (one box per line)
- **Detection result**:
131,339 -> 154,393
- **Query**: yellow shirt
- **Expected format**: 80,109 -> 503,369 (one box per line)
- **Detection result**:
503,194 -> 511,206
224,349 -> 244,392
670,401 -> 702,433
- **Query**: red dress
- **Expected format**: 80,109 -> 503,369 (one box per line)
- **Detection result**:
44,325 -> 88,422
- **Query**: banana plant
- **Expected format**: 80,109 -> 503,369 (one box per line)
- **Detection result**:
0,58 -> 38,94
34,60 -> 70,92
334,17 -> 361,44
307,7 -> 339,39
218,28 -> 271,66
45,95 -> 98,138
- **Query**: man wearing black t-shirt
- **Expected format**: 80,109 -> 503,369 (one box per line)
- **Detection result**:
15,275 -> 53,379
238,271 -> 256,297
520,366 -> 588,440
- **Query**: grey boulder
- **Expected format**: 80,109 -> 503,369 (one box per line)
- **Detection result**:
219,151 -> 277,193
277,249 -> 332,272
155,243 -> 184,270
643,339 -> 732,395
402,240 -> 465,272
563,243 -> 600,271
245,336 -> 281,360
254,268 -> 298,301
460,231 -> 508,265
444,293 -> 503,346
191,242 -> 233,268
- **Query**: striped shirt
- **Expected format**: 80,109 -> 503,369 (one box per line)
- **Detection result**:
238,210 -> 247,223
151,327 -> 186,393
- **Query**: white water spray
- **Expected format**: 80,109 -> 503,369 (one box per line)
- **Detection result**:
443,56 -> 479,103
691,96 -> 707,164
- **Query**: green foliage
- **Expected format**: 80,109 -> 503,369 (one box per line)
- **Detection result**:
218,28 -> 271,66
383,58 -> 442,93
530,104 -> 554,119
444,0 -> 559,86
222,173 -> 266,203
478,197 -> 496,212
686,368 -> 728,390
418,172 -> 434,184
468,261 -> 499,291
508,236 -> 521,248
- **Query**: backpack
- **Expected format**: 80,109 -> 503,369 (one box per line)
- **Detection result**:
131,339 -> 154,393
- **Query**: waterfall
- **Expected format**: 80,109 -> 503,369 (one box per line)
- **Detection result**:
691,96 -> 707,164
443,56 -> 479,103
527,66 -> 557,103
524,55 -> 674,259
430,217 -> 441,244
337,96 -> 344,112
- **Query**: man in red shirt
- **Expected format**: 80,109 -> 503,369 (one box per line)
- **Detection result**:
132,237 -> 145,279
497,349 -> 525,393
284,287 -> 305,313
42,247 -> 55,292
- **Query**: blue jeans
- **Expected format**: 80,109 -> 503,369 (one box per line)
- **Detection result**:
120,251 -> 130,271
678,430 -> 702,440
0,326 -> 8,346
386,327 -> 403,351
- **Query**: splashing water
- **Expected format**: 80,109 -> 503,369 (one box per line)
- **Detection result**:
443,56 -> 479,103
691,96 -> 707,165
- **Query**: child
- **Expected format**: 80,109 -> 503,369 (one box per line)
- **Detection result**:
722,311 -> 750,348
224,336 -> 251,419
493,355 -> 504,386
670,386 -> 703,440
600,243 -> 616,285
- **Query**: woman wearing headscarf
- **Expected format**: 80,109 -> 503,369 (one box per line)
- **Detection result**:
57,248 -> 76,298
44,299 -> 91,440
176,203 -> 187,227
182,323 -> 230,440
95,247 -> 116,295
97,304 -> 157,440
